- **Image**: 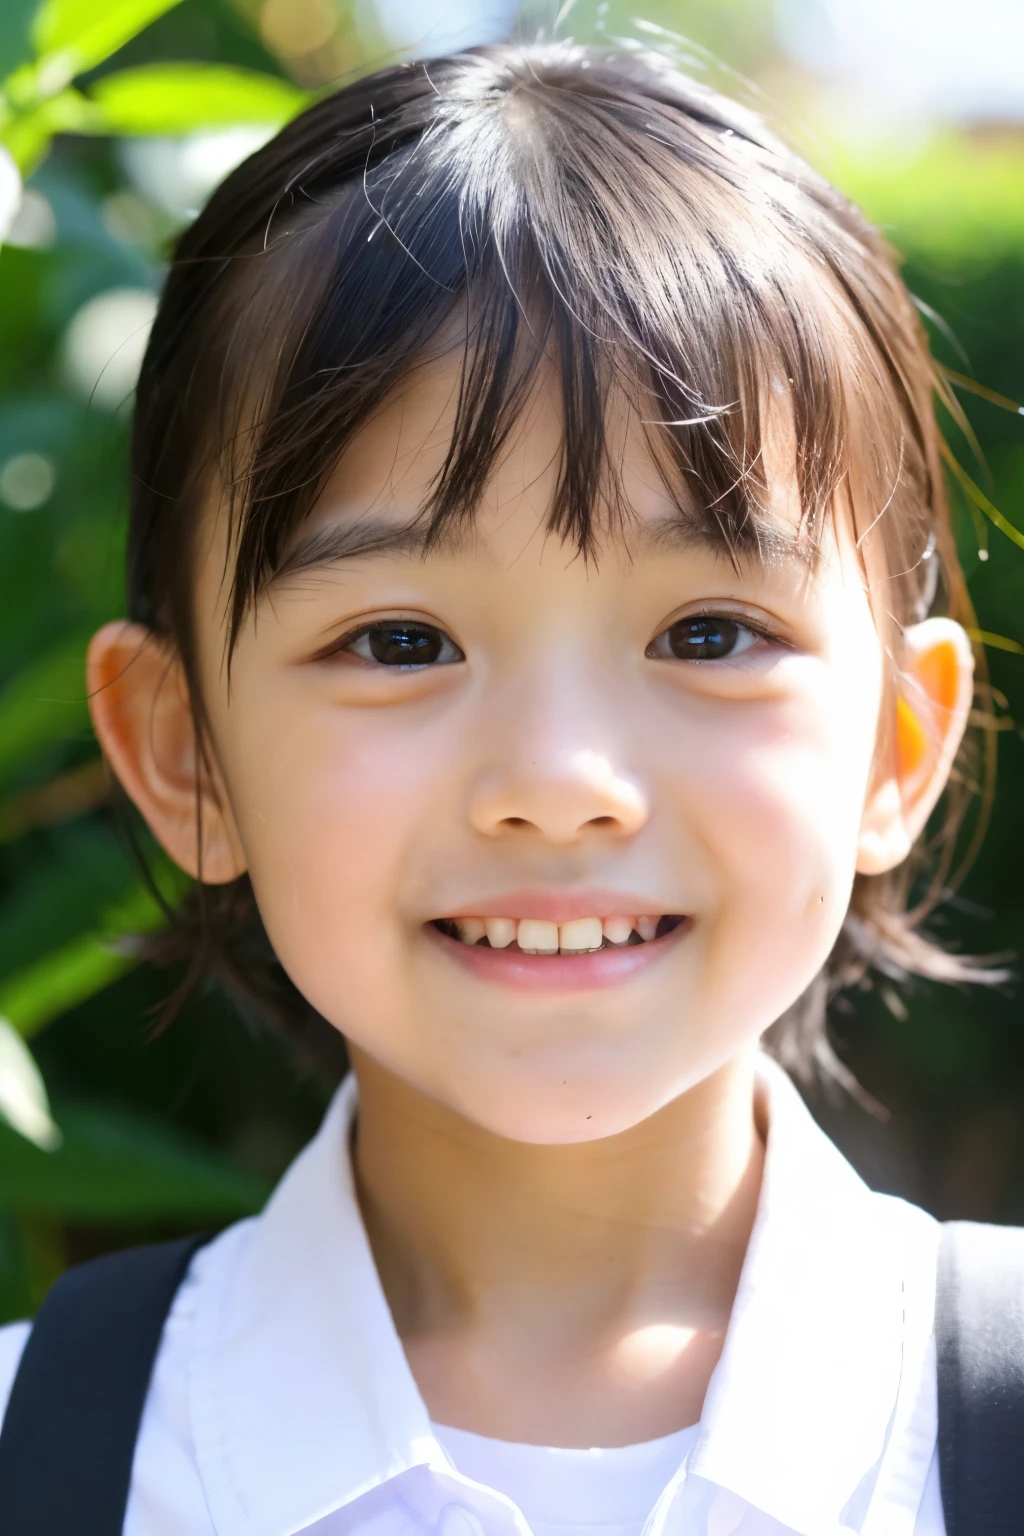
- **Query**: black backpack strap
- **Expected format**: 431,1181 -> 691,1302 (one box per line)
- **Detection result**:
936,1220 -> 1024,1535
0,1234 -> 206,1536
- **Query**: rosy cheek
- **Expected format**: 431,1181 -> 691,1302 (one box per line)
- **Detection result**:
231,702 -> 445,970
676,690 -> 873,910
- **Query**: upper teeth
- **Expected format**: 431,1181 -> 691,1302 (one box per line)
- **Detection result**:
451,916 -> 665,952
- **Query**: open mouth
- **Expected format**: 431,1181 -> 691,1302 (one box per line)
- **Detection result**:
431,915 -> 686,954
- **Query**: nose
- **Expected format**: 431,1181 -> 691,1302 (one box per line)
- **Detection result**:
469,744 -> 649,844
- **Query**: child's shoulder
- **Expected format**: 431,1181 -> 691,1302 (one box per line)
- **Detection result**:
0,1225 -> 256,1531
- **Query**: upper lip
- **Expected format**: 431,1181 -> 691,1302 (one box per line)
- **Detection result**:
432,889 -> 682,923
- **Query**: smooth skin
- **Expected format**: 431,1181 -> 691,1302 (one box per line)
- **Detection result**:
88,356 -> 973,1445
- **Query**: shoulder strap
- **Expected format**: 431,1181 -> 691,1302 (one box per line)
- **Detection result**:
0,1234 -> 206,1536
936,1220 -> 1024,1535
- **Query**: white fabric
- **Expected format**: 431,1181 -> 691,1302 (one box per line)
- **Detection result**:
0,1058 -> 946,1536
432,1420 -> 699,1536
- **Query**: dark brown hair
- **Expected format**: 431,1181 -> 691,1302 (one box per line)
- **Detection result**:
126,41 -> 998,1086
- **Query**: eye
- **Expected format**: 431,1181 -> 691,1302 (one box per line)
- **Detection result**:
343,620 -> 463,669
647,615 -> 760,662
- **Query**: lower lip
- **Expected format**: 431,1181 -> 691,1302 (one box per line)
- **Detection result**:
425,920 -> 691,992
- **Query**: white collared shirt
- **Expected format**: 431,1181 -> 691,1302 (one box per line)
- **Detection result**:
432,1418 -> 701,1536
0,1060 -> 946,1536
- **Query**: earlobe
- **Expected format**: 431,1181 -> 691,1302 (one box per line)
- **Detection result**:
86,621 -> 247,884
856,619 -> 974,877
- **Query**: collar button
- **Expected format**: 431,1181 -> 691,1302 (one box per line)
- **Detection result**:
435,1503 -> 487,1536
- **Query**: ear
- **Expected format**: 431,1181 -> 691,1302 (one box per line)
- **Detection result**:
86,621 -> 247,884
857,618 -> 974,876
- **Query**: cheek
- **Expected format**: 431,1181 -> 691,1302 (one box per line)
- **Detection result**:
671,663 -> 880,991
219,694 -> 455,1006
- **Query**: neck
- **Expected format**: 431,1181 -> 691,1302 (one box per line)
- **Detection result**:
352,1047 -> 765,1445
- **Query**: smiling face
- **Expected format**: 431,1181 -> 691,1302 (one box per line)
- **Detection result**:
153,351 -> 899,1143
93,48 -> 984,1148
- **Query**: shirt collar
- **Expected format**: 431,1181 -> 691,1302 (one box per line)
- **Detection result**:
189,1060 -> 936,1536
191,1076 -> 440,1536
687,1059 -> 937,1534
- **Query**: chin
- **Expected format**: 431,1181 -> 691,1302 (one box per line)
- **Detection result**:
445,1066 -> 675,1146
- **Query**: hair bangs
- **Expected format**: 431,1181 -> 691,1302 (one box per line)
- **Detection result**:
198,51 -> 909,663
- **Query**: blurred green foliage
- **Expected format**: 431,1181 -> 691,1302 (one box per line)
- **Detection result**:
0,0 -> 1021,1319
0,0 -> 324,1318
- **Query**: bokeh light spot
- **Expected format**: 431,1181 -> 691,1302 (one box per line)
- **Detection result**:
62,288 -> 158,410
0,453 -> 56,512
260,0 -> 337,57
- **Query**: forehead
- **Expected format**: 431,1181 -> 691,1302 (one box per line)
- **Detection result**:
268,347 -> 819,588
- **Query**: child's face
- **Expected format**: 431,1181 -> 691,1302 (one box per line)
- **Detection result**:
93,353 -> 972,1143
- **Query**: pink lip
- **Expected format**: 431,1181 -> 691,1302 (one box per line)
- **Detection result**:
435,889 -> 675,923
425,916 -> 691,993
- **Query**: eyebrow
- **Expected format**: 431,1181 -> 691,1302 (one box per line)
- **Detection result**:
269,512 -> 459,585
266,501 -> 811,588
639,509 -> 812,568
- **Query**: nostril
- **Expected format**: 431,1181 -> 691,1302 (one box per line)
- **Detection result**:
588,815 -> 617,828
502,816 -> 531,828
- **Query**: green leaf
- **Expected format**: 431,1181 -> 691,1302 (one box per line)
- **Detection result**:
0,825 -> 134,974
0,1098 -> 268,1219
0,868 -> 186,1040
943,443 -> 1024,555
0,932 -> 133,1039
90,63 -> 310,136
831,132 -> 1024,263
0,0 -> 36,83
31,0 -> 185,83
0,635 -> 92,789
0,1211 -> 33,1323
0,1016 -> 59,1148
967,628 -> 1024,657
0,86 -> 99,172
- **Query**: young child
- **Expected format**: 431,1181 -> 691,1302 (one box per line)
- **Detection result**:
0,40 -> 998,1536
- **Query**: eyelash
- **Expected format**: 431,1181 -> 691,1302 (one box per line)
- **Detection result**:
324,611 -> 782,670
645,611 -> 782,664
330,620 -> 464,670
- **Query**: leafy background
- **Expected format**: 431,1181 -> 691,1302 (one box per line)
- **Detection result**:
0,0 -> 1022,1319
